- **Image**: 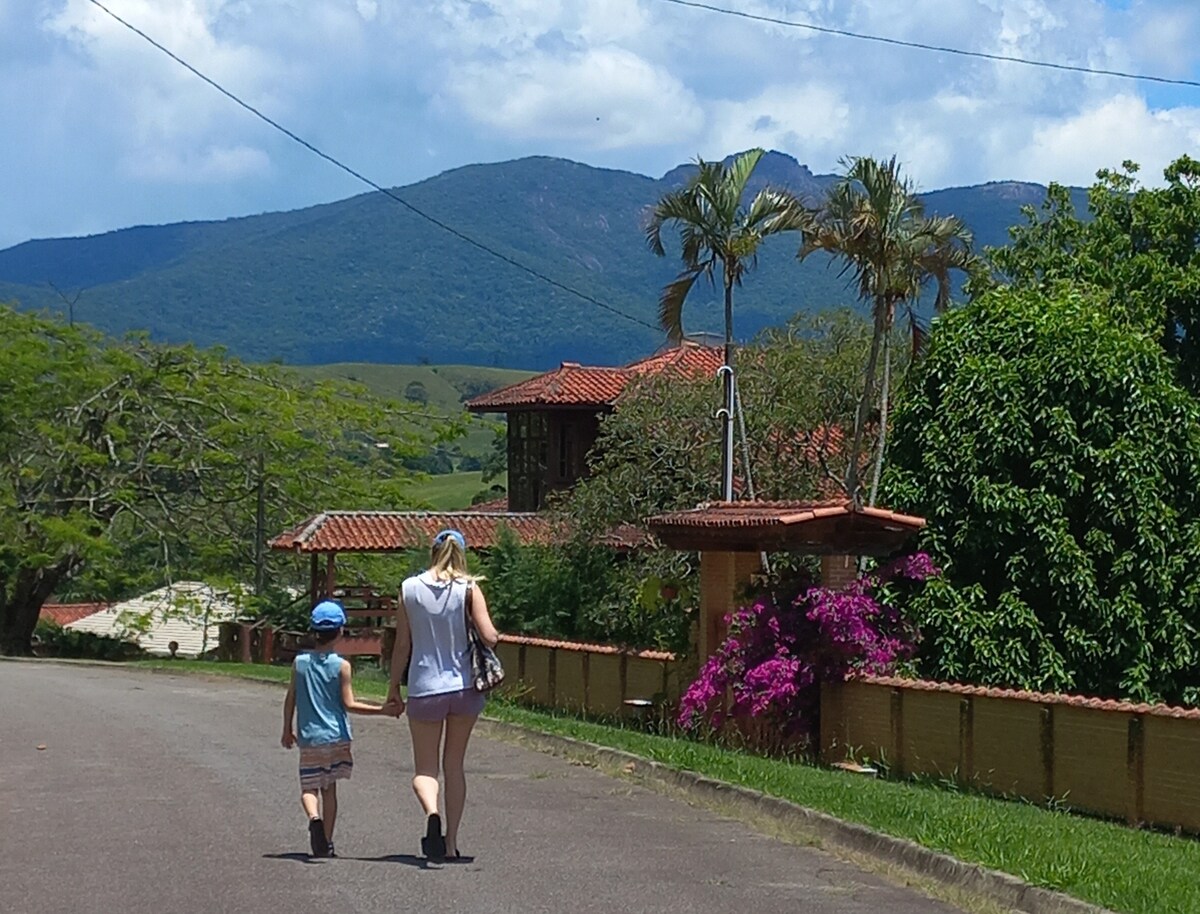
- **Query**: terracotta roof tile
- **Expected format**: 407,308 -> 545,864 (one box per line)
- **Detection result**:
647,499 -> 926,531
858,675 -> 1200,721
645,499 -> 926,556
466,344 -> 723,410
269,510 -> 554,553
41,602 -> 110,626
499,633 -> 675,662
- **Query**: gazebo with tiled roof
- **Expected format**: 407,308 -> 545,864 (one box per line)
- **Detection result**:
646,500 -> 926,660
269,508 -> 555,611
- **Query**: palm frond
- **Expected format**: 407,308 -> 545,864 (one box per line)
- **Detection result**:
723,148 -> 765,214
645,189 -> 710,255
658,265 -> 709,342
745,188 -> 812,237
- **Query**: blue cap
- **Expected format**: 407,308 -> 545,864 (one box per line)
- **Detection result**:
433,529 -> 466,551
310,600 -> 346,631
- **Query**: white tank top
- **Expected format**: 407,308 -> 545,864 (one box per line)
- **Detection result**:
401,571 -> 472,698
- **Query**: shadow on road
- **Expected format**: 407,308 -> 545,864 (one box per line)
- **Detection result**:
350,854 -> 430,868
262,852 -> 322,864
263,851 -> 444,869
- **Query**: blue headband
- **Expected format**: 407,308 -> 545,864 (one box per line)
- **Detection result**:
433,529 -> 466,551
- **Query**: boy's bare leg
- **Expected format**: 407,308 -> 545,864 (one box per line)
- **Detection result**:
322,784 -> 338,841
408,718 -> 444,816
301,789 -> 321,820
442,714 -> 477,856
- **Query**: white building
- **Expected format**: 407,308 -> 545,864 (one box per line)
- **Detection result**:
66,581 -> 243,658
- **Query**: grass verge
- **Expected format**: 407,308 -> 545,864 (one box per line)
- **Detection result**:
134,659 -> 1198,914
408,470 -> 499,510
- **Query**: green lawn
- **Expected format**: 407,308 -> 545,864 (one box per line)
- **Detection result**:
292,362 -> 529,462
133,659 -> 1200,914
408,471 -> 503,510
291,363 -> 534,414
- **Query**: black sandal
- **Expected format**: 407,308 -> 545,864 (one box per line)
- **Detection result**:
308,818 -> 330,858
421,813 -> 446,861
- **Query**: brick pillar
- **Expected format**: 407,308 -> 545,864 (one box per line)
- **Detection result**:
820,554 -> 858,591
698,551 -> 762,660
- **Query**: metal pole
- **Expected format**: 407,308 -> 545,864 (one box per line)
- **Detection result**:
720,363 -> 735,501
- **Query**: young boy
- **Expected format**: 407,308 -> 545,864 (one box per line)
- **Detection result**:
282,600 -> 382,858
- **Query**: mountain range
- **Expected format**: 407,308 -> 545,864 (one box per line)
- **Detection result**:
0,152 -> 1087,369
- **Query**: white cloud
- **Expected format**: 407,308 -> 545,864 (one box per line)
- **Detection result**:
124,143 -> 271,182
6,0 -> 1200,250
1129,0 -> 1200,77
447,45 -> 703,148
703,84 -> 850,163
1010,94 -> 1200,185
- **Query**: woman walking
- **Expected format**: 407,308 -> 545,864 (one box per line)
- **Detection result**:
384,529 -> 499,861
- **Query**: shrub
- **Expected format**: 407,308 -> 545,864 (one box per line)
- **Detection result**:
677,555 -> 932,743
886,286 -> 1200,703
33,619 -> 144,661
481,528 -> 690,653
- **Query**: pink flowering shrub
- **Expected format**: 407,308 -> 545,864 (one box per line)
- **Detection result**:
678,553 -> 936,742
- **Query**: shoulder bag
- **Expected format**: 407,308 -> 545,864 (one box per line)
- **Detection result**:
464,582 -> 505,692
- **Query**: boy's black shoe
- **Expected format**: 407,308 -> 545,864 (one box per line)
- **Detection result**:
326,842 -> 337,858
308,818 -> 330,858
421,813 -> 446,861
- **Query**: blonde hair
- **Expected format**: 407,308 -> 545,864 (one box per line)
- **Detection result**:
429,535 -> 483,583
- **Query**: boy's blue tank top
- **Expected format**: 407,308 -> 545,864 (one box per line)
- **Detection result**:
294,651 -> 352,747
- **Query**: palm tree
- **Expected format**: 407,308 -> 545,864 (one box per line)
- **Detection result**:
646,148 -> 811,501
801,155 -> 976,505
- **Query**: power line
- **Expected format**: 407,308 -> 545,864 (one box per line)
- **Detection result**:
656,0 -> 1200,89
84,0 -> 661,334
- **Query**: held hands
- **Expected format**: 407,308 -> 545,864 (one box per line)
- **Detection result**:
281,730 -> 296,749
382,686 -> 406,718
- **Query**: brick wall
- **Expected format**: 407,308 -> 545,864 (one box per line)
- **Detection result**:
821,676 -> 1200,834
819,554 -> 859,591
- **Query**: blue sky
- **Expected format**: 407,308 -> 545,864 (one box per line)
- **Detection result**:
3,0 -> 1200,250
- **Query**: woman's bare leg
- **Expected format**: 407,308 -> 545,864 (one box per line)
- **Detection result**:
442,713 -> 478,856
408,717 -> 444,816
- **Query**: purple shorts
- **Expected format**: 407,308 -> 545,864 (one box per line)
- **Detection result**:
407,688 -> 486,722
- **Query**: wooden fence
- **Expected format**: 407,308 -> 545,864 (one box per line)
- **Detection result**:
493,634 -> 680,717
820,676 -> 1200,834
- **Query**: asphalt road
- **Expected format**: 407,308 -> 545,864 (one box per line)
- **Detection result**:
0,663 -> 964,914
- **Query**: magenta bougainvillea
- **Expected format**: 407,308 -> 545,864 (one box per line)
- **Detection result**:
678,553 -> 937,741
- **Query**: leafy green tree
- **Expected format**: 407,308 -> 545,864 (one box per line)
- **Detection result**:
884,286 -> 1200,704
802,155 -> 976,504
979,155 -> 1200,393
550,310 -> 876,650
0,306 -> 438,654
480,424 -> 508,484
646,148 -> 810,500
565,310 -> 876,538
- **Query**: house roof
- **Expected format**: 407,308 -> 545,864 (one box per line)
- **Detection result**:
41,602 -> 110,627
65,582 -> 238,658
465,344 -> 724,411
269,510 -> 556,553
270,510 -> 648,554
645,500 -> 925,555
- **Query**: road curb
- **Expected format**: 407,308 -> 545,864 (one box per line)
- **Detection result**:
477,718 -> 1114,914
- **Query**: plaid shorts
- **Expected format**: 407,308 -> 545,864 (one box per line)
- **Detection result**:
298,740 -> 353,790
